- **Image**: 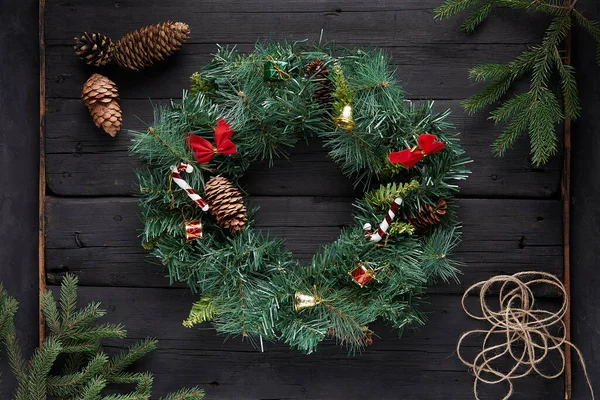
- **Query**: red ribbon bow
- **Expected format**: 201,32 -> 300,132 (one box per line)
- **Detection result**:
186,118 -> 237,164
388,133 -> 445,168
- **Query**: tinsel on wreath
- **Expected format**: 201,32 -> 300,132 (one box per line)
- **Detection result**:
131,41 -> 470,354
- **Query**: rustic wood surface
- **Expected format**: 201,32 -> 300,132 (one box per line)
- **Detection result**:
1,0 -> 599,398
0,0 -> 40,395
571,1 -> 600,397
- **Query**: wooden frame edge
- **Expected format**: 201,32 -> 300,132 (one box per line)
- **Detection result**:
562,13 -> 573,400
38,0 -> 47,346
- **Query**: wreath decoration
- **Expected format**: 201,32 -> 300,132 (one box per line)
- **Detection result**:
131,41 -> 471,354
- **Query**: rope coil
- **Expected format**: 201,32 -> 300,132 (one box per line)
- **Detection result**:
457,271 -> 594,400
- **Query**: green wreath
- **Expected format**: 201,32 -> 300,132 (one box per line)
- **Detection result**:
130,41 -> 471,354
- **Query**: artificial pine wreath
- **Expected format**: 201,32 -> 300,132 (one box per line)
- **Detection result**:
131,41 -> 471,354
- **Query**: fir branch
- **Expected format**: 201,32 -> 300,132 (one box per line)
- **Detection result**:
161,387 -> 206,400
183,295 -> 219,328
436,0 -> 600,165
0,275 -> 204,399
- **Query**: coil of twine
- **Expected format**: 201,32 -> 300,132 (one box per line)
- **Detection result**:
457,271 -> 594,400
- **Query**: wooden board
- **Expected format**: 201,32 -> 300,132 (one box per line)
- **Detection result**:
56,285 -> 564,399
34,0 -> 594,398
47,43 -> 532,100
571,1 -> 600,396
45,196 -> 563,292
45,99 -> 561,198
0,0 -> 40,394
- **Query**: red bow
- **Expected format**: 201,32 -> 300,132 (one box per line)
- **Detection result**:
186,118 -> 236,164
388,134 -> 445,168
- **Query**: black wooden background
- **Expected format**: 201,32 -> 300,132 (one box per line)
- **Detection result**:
1,0 -> 599,399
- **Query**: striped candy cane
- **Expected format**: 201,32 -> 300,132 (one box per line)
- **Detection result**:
363,198 -> 403,243
170,162 -> 209,212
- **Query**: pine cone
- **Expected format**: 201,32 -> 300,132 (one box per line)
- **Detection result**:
306,59 -> 333,105
408,198 -> 448,232
73,32 -> 114,67
112,21 -> 190,71
81,74 -> 122,137
204,176 -> 248,234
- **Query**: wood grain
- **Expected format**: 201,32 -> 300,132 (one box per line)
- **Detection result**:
571,0 -> 600,396
36,0 -> 600,398
45,99 -> 561,198
0,0 -> 40,394
45,0 -> 550,46
45,196 -> 562,292
46,43 -> 530,100
51,285 -> 563,399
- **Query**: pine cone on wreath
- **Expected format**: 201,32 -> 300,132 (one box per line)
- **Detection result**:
81,73 -> 122,137
112,21 -> 191,71
306,58 -> 333,105
407,198 -> 448,232
73,32 -> 114,67
204,176 -> 248,234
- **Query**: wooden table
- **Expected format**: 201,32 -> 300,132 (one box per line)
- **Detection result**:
1,0 -> 599,398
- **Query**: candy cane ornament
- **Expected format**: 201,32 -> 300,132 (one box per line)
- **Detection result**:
363,198 -> 403,243
170,162 -> 209,212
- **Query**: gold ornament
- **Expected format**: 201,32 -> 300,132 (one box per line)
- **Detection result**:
334,104 -> 355,130
294,291 -> 320,311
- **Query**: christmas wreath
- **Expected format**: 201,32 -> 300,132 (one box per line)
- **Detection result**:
130,41 -> 471,354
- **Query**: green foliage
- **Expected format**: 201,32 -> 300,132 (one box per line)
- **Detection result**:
183,295 -> 219,328
130,41 -> 471,354
0,275 -> 204,400
435,0 -> 600,166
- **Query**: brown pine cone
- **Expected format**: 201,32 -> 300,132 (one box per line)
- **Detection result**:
73,32 -> 114,67
408,198 -> 448,232
204,176 -> 248,234
306,58 -> 333,105
81,74 -> 122,137
112,21 -> 191,71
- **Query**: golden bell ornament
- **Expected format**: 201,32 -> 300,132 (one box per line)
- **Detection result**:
294,291 -> 320,311
334,104 -> 356,130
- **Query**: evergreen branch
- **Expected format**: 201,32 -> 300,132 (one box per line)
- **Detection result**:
553,46 -> 580,119
59,274 -> 80,328
434,0 -> 484,20
41,288 -> 61,333
24,337 -> 63,400
106,338 -> 158,376
573,9 -> 600,64
437,0 -> 600,165
79,377 -> 107,400
0,275 -> 204,399
461,0 -> 495,33
161,387 -> 206,400
47,353 -> 109,397
183,295 -> 219,328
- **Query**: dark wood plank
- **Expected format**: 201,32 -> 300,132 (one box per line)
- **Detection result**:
50,285 -> 563,399
47,43 -> 529,100
571,0 -> 600,396
45,197 -> 562,293
45,0 -> 550,46
0,0 -> 40,396
45,99 -> 561,198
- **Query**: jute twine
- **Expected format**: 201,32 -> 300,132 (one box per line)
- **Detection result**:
456,271 -> 594,399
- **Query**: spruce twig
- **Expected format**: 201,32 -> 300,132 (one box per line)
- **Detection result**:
435,0 -> 600,165
0,275 -> 204,400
